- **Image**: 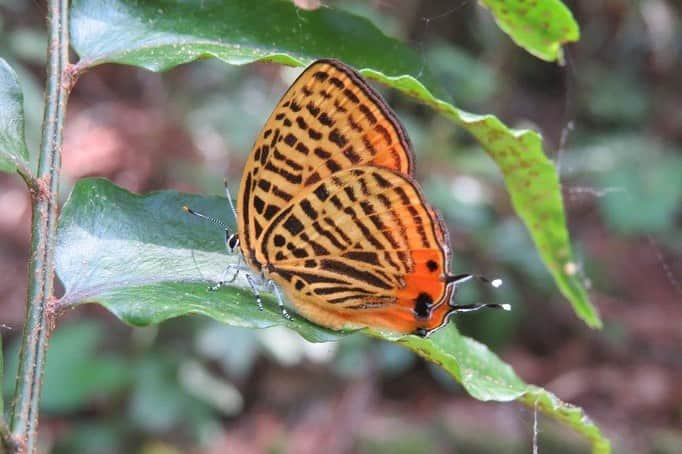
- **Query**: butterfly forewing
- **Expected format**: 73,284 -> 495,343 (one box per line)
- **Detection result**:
238,59 -> 414,271
259,167 -> 453,334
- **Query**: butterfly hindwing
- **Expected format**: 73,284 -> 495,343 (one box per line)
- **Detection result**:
259,166 -> 453,334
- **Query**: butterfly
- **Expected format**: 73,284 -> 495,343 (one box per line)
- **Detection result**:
186,59 -> 506,337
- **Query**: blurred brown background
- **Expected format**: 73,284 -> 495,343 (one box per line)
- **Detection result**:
1,1 -> 681,452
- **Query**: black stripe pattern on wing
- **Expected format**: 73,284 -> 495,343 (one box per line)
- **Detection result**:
260,166 -> 442,307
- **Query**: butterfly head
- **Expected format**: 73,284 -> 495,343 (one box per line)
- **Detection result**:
226,233 -> 240,253
183,205 -> 239,254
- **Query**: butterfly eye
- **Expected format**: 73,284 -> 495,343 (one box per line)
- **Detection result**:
227,234 -> 240,252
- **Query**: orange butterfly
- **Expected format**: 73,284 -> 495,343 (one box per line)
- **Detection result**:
186,59 -> 506,336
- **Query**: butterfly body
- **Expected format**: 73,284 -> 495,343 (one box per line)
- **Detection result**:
235,59 -> 462,336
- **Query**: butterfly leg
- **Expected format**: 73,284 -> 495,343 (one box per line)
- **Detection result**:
227,256 -> 245,283
221,255 -> 246,285
245,272 -> 264,311
208,263 -> 242,291
267,280 -> 292,321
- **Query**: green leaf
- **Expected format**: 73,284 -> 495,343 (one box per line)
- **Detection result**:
0,58 -> 31,175
55,179 -> 611,452
70,0 -> 443,95
70,0 -> 600,327
56,178 -> 340,343
392,327 -> 611,453
479,0 -> 580,62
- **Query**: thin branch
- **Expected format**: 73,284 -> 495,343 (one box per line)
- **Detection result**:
10,0 -> 71,452
0,328 -> 3,418
15,165 -> 38,196
0,331 -> 8,453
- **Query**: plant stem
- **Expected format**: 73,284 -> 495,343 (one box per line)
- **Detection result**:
0,419 -> 12,454
1,330 -> 4,417
0,424 -> 9,454
10,0 -> 71,452
1,331 -> 8,453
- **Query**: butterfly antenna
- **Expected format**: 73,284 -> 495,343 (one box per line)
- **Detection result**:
223,178 -> 239,221
183,206 -> 230,231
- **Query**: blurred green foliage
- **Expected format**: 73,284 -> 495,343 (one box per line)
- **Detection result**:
592,136 -> 680,235
3,322 -> 131,413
